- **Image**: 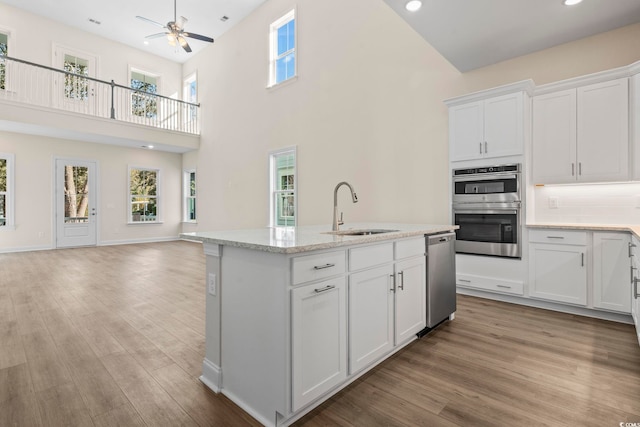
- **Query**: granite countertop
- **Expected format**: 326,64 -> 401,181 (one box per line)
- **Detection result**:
180,223 -> 458,254
528,223 -> 640,239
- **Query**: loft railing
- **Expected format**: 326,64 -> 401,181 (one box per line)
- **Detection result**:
0,54 -> 200,135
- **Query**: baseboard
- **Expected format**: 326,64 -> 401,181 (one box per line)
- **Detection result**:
199,358 -> 222,393
98,236 -> 179,246
0,244 -> 53,254
457,287 -> 634,324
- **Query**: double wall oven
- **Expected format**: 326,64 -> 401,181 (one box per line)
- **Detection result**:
452,164 -> 521,258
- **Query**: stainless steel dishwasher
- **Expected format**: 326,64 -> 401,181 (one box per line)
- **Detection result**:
426,232 -> 457,328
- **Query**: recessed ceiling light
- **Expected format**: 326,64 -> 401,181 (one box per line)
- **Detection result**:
563,0 -> 583,5
143,40 -> 149,45
142,145 -> 154,149
405,0 -> 422,12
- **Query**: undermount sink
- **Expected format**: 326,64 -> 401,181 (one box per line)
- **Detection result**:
326,229 -> 399,236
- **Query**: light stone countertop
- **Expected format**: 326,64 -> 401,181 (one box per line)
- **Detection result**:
180,223 -> 458,254
528,223 -> 640,240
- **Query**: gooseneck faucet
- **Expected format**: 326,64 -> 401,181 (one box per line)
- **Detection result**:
332,181 -> 358,231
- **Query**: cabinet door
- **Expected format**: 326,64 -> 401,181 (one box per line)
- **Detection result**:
291,277 -> 347,411
593,232 -> 631,313
529,243 -> 587,305
532,89 -> 577,184
348,265 -> 394,374
632,74 -> 640,181
449,101 -> 484,162
483,92 -> 524,158
632,236 -> 640,345
577,78 -> 629,183
395,257 -> 426,345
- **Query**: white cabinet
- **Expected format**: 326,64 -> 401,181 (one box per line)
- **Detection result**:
592,232 -> 631,313
533,78 -> 629,184
348,237 -> 426,374
348,265 -> 394,374
631,236 -> 640,346
529,230 -> 587,305
449,92 -> 525,161
291,276 -> 347,412
632,73 -> 640,181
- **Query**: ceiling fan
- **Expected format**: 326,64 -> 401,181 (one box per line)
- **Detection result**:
136,0 -> 214,53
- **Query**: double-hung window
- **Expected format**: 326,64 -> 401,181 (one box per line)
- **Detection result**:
269,148 -> 296,227
131,69 -> 159,118
183,170 -> 196,222
183,72 -> 197,126
0,153 -> 15,228
129,167 -> 160,223
269,10 -> 296,87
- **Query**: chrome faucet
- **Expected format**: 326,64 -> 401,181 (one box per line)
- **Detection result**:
332,181 -> 358,231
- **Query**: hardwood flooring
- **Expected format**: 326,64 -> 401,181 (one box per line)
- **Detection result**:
0,240 -> 639,426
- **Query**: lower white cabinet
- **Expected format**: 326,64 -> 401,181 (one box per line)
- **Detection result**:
291,277 -> 347,412
593,232 -> 631,313
395,257 -> 427,344
631,236 -> 640,345
529,242 -> 587,306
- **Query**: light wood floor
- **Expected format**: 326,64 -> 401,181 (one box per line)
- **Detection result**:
1,241 -> 639,426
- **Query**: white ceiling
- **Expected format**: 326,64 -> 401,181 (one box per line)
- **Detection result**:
382,0 -> 640,72
2,0 -> 268,63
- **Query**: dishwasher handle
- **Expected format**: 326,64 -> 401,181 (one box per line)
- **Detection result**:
428,232 -> 456,245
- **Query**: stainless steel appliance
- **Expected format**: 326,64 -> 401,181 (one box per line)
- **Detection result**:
452,164 -> 522,258
426,232 -> 457,328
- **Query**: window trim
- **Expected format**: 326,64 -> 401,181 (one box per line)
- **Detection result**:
0,26 -> 14,93
128,166 -> 161,224
183,169 -> 197,223
183,71 -> 198,125
0,152 -> 15,230
269,146 -> 297,228
268,9 -> 296,88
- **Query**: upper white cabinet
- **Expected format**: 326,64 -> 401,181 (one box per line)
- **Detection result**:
632,72 -> 640,181
533,78 -> 629,184
446,81 -> 532,162
592,232 -> 631,313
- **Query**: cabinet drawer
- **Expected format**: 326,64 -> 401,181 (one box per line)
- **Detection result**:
349,243 -> 394,271
395,237 -> 425,260
456,273 -> 524,296
529,229 -> 587,245
292,251 -> 346,285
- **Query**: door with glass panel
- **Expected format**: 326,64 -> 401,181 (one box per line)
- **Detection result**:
54,47 -> 97,115
55,159 -> 97,248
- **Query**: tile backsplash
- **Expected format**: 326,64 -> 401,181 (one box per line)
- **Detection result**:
533,182 -> 640,224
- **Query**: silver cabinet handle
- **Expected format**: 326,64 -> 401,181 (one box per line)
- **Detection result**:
496,284 -> 511,289
313,263 -> 335,270
579,162 -> 582,176
484,141 -> 488,154
581,253 -> 584,267
572,163 -> 575,176
634,277 -> 640,299
398,271 -> 404,291
547,236 -> 565,240
479,142 -> 482,155
314,284 -> 335,293
459,279 -> 471,283
390,274 -> 396,292
631,266 -> 637,284
629,242 -> 637,258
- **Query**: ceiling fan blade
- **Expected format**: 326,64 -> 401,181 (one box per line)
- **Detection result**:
183,32 -> 214,43
136,16 -> 166,28
178,36 -> 192,53
145,32 -> 168,39
176,16 -> 188,30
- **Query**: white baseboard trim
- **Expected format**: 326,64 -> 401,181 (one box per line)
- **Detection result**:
199,358 -> 222,393
98,236 -> 179,246
457,287 -> 634,324
0,244 -> 53,254
221,389 -> 275,427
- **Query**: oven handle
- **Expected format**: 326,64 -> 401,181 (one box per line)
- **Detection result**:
453,174 -> 518,182
453,209 -> 519,215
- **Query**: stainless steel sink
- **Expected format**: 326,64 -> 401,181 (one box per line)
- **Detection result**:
326,229 -> 399,236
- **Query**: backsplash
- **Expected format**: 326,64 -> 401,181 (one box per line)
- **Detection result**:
533,182 -> 640,224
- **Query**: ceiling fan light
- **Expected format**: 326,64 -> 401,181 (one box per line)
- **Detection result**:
178,37 -> 188,48
563,0 -> 583,5
405,0 -> 422,12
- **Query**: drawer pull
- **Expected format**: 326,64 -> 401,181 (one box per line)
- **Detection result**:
459,279 -> 471,283
496,284 -> 512,289
314,285 -> 335,294
313,263 -> 335,270
546,236 -> 565,239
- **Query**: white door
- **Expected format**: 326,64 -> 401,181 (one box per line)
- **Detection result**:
529,243 -> 587,306
348,264 -> 394,374
532,89 -> 577,184
54,46 -> 98,115
483,92 -> 523,158
56,159 -> 97,248
577,78 -> 629,183
394,257 -> 426,345
291,277 -> 347,412
593,232 -> 631,313
449,101 -> 484,162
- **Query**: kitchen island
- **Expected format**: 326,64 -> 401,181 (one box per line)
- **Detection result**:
181,223 -> 457,427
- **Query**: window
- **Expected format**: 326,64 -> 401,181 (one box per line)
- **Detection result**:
183,72 -> 197,123
0,153 -> 14,228
131,69 -> 159,118
184,170 -> 196,222
269,10 -> 296,87
63,54 -> 89,100
0,32 -> 8,91
129,167 -> 159,223
269,148 -> 296,227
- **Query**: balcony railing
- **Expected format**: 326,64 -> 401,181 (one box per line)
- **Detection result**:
0,54 -> 200,135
